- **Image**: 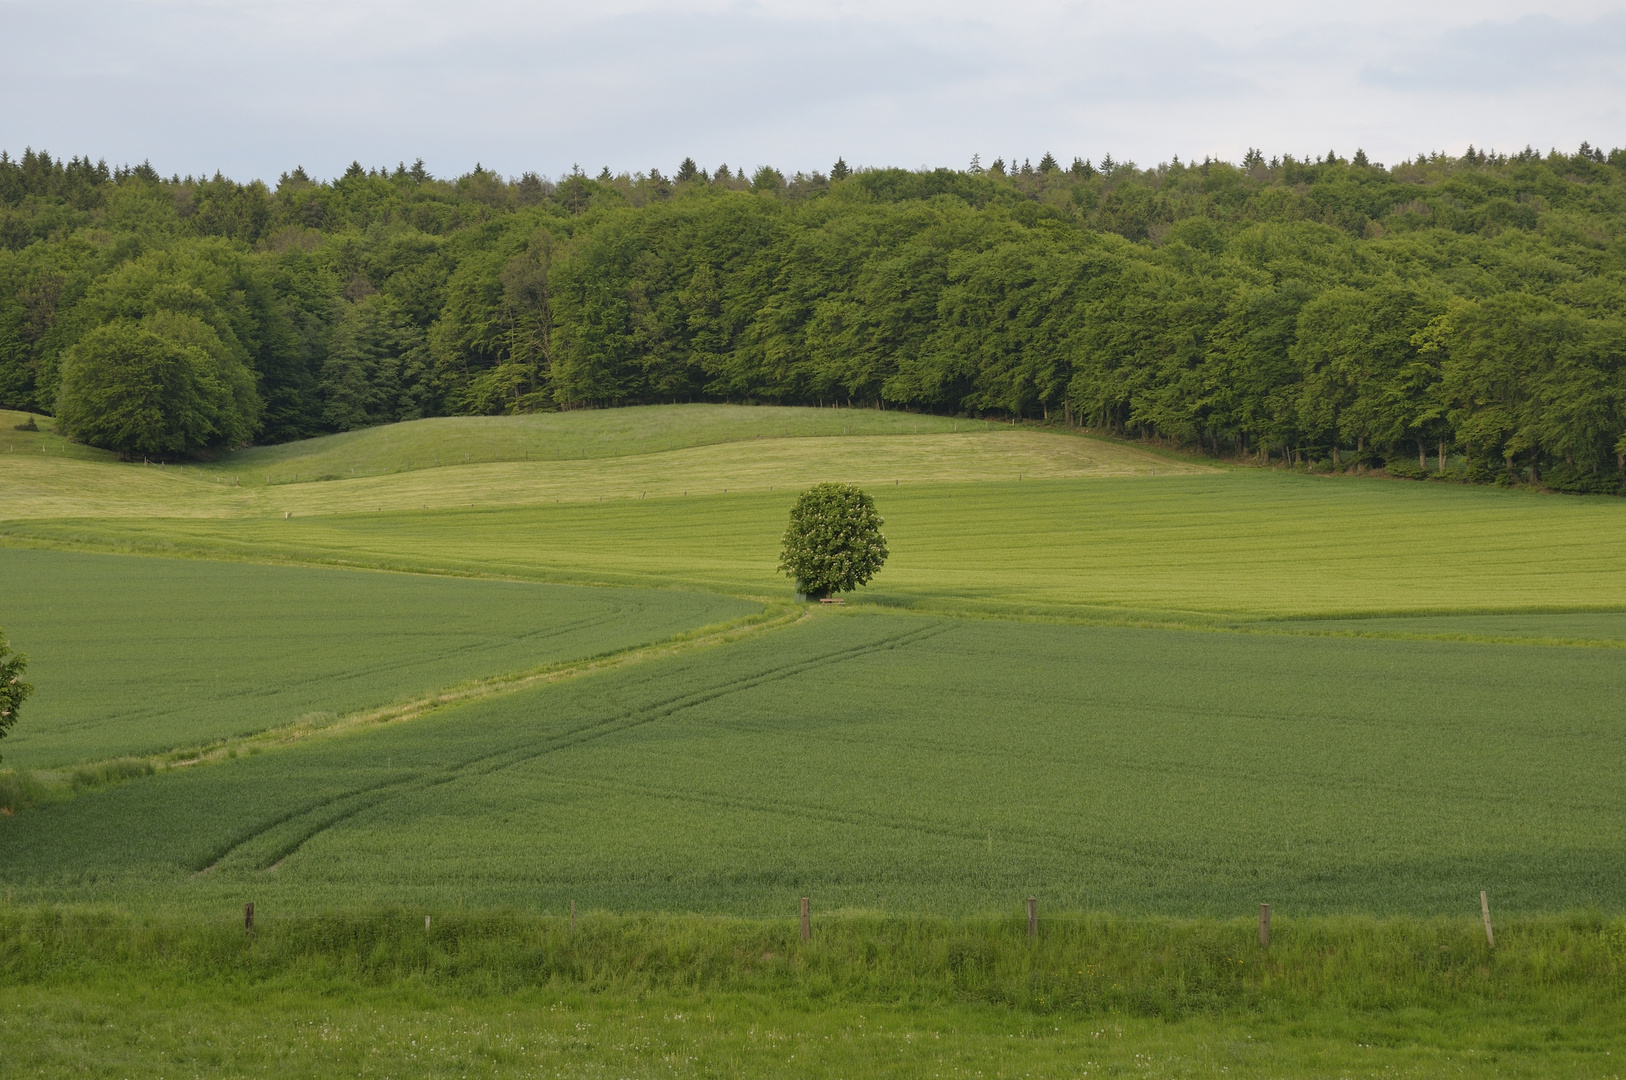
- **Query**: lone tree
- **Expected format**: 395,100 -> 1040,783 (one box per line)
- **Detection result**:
779,483 -> 888,599
0,628 -> 33,762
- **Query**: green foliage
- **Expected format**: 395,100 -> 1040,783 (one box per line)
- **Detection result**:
779,482 -> 887,597
54,312 -> 260,458
3,145 -> 1626,484
0,627 -> 32,758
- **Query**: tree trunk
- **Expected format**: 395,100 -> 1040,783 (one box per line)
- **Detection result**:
1417,439 -> 1426,470
1333,445 -> 1341,465
1438,439 -> 1447,473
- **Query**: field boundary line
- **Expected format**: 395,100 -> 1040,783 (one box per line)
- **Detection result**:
848,598 -> 1626,648
0,604 -> 815,815
0,531 -> 795,605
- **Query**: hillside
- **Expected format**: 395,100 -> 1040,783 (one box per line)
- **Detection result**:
5,405 -> 1626,618
0,405 -> 1204,520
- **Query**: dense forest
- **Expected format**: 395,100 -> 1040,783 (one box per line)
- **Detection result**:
4,143 -> 1625,489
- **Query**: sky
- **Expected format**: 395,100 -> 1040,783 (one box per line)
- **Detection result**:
3,0 -> 1624,184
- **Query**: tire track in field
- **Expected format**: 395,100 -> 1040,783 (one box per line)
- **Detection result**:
127,608 -> 637,736
208,619 -> 951,873
533,771 -> 1215,876
192,772 -> 414,873
460,620 -> 955,779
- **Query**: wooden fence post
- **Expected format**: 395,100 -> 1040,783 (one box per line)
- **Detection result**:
1027,896 -> 1037,939
1259,903 -> 1270,947
425,915 -> 431,932
1481,891 -> 1494,948
800,897 -> 811,942
244,902 -> 254,934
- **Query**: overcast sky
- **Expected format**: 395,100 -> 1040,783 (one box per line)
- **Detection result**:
3,0 -> 1623,184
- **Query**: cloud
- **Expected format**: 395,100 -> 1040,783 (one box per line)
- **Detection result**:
1361,12 -> 1626,92
1,1 -> 1623,181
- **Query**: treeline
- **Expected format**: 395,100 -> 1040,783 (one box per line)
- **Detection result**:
3,144 -> 1626,489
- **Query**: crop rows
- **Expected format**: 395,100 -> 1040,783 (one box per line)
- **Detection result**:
0,548 -> 755,768
4,612 -> 1622,915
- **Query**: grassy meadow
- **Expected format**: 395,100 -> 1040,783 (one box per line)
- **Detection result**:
10,473 -> 1626,620
192,403 -> 975,480
3,909 -> 1622,1079
3,403 -> 1624,1075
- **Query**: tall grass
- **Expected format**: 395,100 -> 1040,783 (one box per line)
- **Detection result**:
0,757 -> 154,813
3,906 -> 1621,1018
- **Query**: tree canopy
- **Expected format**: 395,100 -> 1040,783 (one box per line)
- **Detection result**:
0,628 -> 33,760
780,483 -> 888,598
5,144 -> 1626,487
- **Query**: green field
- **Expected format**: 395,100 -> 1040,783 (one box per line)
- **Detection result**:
194,404 -> 973,480
0,548 -> 756,769
10,473 -> 1626,620
3,613 -> 1622,915
2,404 -> 1624,1075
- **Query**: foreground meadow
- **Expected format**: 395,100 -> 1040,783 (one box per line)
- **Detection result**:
3,404 -> 1624,1076
4,909 -> 1622,1079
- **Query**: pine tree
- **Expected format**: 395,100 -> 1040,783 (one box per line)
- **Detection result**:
831,157 -> 850,180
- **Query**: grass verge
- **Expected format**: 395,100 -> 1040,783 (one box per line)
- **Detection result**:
2,908 -> 1622,1077
7,907 -> 1618,1014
